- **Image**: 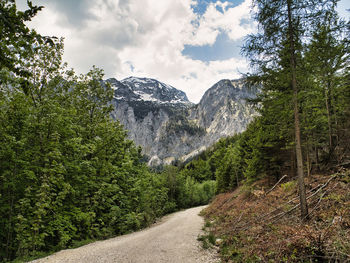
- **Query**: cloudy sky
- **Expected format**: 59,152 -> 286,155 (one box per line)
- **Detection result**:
19,0 -> 349,103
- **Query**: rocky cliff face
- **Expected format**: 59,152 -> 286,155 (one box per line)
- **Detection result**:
107,77 -> 257,166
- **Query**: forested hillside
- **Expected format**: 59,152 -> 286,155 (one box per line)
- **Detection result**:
0,2 -> 215,262
184,0 -> 350,261
1,0 -> 349,262
182,0 -> 350,204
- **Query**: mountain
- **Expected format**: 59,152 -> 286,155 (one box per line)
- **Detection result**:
108,77 -> 191,105
189,79 -> 257,145
108,77 -> 257,166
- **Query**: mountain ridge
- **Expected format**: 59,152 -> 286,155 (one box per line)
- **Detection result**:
107,77 -> 192,105
108,76 -> 257,166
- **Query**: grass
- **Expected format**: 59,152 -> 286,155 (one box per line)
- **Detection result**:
197,232 -> 216,249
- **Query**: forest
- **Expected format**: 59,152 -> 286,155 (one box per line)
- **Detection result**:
183,0 -> 349,203
185,0 -> 350,261
0,0 -> 349,262
0,1 -> 215,261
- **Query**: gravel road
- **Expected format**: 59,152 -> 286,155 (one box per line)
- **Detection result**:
31,205 -> 219,263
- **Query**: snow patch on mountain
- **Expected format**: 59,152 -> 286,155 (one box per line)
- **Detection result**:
107,76 -> 258,166
107,76 -> 191,105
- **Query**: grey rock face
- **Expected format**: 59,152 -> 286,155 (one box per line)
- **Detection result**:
108,77 -> 191,106
108,77 -> 257,165
189,79 -> 257,148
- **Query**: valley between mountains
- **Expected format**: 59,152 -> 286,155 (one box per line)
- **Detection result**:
108,77 -> 257,166
2,1 -> 349,262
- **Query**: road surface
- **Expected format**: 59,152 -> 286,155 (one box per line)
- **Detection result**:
31,205 -> 219,263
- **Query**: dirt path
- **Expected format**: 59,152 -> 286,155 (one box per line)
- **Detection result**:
31,205 -> 219,263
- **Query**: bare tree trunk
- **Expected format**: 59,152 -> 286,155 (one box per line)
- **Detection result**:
303,108 -> 312,177
325,82 -> 333,151
315,145 -> 319,171
306,143 -> 311,177
287,0 -> 309,220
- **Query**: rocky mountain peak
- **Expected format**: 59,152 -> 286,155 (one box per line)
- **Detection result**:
199,78 -> 255,106
107,76 -> 191,105
108,76 -> 258,166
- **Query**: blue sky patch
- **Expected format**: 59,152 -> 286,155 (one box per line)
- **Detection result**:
191,0 -> 245,15
182,32 -> 244,62
215,5 -> 224,13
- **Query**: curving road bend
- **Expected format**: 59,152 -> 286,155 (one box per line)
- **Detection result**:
30,205 -> 219,263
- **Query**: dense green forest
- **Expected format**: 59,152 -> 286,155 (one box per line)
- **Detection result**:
190,1 -> 350,260
183,0 -> 349,193
1,0 -> 349,262
0,1 -> 215,262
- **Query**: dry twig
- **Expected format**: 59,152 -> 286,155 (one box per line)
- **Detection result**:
265,175 -> 288,196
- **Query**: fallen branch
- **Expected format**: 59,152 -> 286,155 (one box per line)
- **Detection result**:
304,175 -> 336,201
258,180 -> 328,221
216,193 -> 238,210
265,175 -> 288,196
268,176 -> 337,222
302,188 -> 330,220
231,175 -> 338,231
231,212 -> 244,232
335,161 -> 350,167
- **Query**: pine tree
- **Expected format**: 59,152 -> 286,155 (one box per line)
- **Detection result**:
242,0 -> 342,219
304,11 -> 348,160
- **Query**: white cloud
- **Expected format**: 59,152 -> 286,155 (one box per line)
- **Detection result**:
168,57 -> 249,103
24,0 -> 255,103
184,0 -> 254,46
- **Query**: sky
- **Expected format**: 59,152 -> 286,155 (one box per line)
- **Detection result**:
18,0 -> 349,103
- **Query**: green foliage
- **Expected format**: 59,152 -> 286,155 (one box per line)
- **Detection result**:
165,115 -> 205,136
181,158 -> 212,182
0,0 -> 43,79
1,0 -> 349,261
161,166 -> 216,209
0,61 -> 194,261
0,5 -> 215,259
181,116 -> 289,193
197,232 -> 216,249
198,0 -> 348,194
281,181 -> 297,193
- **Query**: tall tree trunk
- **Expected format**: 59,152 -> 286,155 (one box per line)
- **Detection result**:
236,171 -> 239,187
287,0 -> 309,220
325,81 -> 333,152
315,145 -> 319,171
306,142 -> 311,177
290,148 -> 296,176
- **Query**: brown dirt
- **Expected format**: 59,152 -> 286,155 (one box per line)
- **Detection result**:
202,170 -> 350,262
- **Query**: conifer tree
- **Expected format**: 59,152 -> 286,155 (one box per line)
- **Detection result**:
242,0 -> 341,219
304,11 -> 348,159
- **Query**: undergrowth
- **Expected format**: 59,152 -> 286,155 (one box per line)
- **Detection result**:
202,169 -> 350,262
